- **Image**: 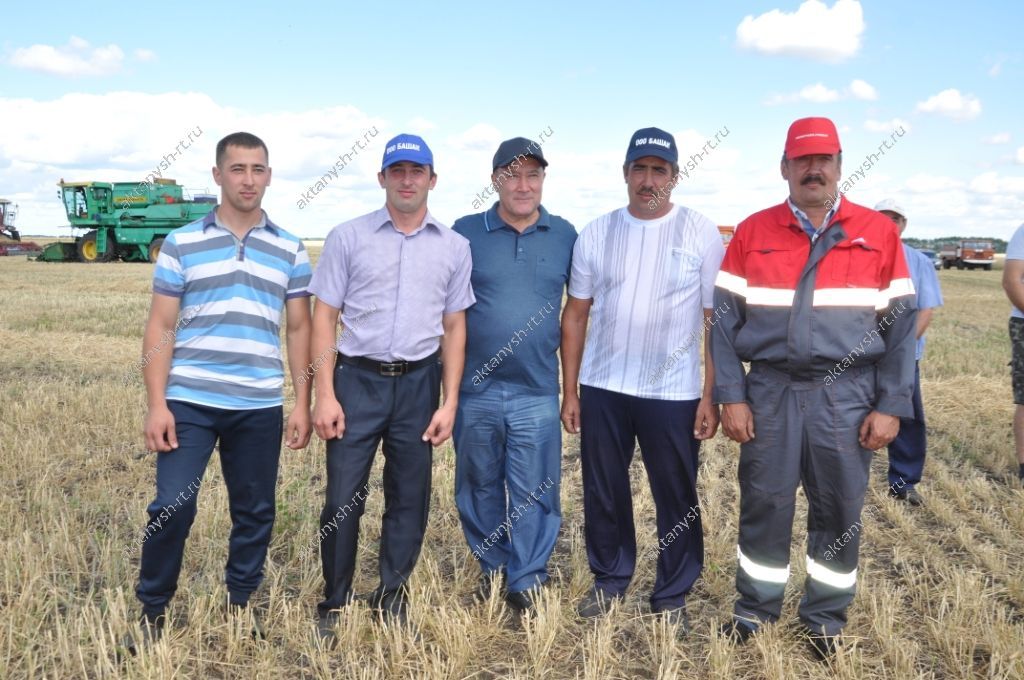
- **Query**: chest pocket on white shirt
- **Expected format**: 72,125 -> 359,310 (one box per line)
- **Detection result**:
668,248 -> 702,289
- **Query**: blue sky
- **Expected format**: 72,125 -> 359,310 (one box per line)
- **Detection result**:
2,1 -> 1021,238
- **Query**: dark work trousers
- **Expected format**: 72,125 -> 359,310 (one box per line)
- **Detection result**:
317,356 -> 441,617
579,384 -> 702,610
887,362 -> 925,489
734,363 -> 874,637
135,400 -> 283,616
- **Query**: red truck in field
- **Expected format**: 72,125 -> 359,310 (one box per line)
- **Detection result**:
939,240 -> 994,270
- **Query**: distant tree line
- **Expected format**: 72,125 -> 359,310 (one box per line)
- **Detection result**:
904,237 -> 1007,253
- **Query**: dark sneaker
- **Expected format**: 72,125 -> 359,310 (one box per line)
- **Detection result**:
364,587 -> 411,629
576,586 -> 622,619
807,632 -> 841,660
651,604 -> 689,636
120,612 -> 165,658
719,619 -> 756,644
890,485 -> 924,506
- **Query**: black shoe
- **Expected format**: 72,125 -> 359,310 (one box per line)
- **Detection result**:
651,604 -> 690,636
364,587 -> 410,628
890,486 -> 924,506
473,570 -> 507,603
120,612 -> 165,658
719,619 -> 755,644
577,586 -> 622,619
505,582 -> 547,616
228,602 -> 266,640
316,612 -> 339,646
807,632 -> 841,660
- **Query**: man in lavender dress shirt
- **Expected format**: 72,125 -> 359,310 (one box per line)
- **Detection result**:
308,134 -> 475,638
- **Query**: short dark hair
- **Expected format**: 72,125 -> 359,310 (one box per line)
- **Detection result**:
216,132 -> 268,167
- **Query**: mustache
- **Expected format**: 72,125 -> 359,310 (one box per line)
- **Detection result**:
801,174 -> 826,186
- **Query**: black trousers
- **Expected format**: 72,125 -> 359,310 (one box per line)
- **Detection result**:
317,356 -> 441,616
579,385 -> 703,610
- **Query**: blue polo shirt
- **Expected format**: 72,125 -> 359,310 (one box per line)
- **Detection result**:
903,243 -> 943,361
453,203 -> 577,395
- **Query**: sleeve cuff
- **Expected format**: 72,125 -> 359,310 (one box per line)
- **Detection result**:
874,393 -> 914,419
713,383 -> 747,405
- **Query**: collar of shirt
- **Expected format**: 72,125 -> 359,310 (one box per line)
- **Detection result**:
203,206 -> 275,234
372,205 -> 441,236
787,195 -> 841,243
484,202 -> 551,234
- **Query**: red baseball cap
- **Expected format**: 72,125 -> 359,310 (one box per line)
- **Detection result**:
784,117 -> 841,159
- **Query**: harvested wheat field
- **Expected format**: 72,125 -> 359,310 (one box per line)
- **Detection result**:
1,250 -> 1022,680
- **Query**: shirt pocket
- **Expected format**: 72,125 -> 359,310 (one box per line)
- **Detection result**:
668,248 -> 702,289
746,247 -> 796,287
533,256 -> 566,300
824,241 -> 883,289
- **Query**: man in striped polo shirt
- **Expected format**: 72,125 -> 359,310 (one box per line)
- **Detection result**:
125,132 -> 313,652
561,127 -> 724,631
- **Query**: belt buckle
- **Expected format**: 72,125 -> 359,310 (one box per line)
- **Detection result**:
379,361 -> 405,376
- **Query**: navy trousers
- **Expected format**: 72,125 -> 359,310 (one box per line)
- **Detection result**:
135,400 -> 283,616
579,385 -> 703,610
317,357 -> 441,617
887,362 -> 926,489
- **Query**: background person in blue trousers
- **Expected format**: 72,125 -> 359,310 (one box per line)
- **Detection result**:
875,199 -> 943,506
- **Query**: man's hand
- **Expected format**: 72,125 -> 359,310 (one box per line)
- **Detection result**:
561,392 -> 581,434
144,404 -> 178,452
694,396 -> 720,440
422,405 -> 456,446
285,406 -> 313,450
859,411 -> 900,450
313,397 -> 346,440
721,402 -> 755,443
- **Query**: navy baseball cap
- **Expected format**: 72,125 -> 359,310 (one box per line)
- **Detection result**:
625,127 -> 678,165
492,137 -> 548,171
381,133 -> 434,171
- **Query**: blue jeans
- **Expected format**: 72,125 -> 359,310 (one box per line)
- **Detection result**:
454,383 -> 561,594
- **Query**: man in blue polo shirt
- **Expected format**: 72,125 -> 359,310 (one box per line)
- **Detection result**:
124,132 -> 313,653
452,137 -> 576,614
875,199 -> 943,505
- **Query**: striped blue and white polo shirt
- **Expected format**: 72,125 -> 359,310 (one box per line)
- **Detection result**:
152,209 -> 312,409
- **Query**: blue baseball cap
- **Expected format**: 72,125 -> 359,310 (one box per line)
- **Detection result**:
381,133 -> 434,171
625,127 -> 678,165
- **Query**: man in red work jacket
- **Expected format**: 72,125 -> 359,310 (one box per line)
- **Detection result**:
711,117 -> 916,660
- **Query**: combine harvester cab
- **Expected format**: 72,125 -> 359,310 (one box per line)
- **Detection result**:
41,179 -> 216,263
0,198 -> 43,257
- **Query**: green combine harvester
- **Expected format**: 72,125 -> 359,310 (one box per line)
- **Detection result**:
39,178 -> 216,262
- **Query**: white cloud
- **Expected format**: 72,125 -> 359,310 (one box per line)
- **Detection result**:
1018,147 -> 1024,164
765,82 -> 840,105
8,36 -> 125,77
903,174 -> 965,194
915,89 -> 982,121
406,116 -> 437,132
736,0 -> 864,63
982,132 -> 1011,144
989,58 -> 1004,78
864,118 -> 911,134
968,171 -> 1024,195
134,49 -> 157,62
445,123 -> 502,151
848,79 -> 878,101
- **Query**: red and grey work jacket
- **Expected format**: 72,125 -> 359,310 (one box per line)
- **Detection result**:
711,198 -> 917,418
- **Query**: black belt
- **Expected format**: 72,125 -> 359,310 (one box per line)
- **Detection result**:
338,350 -> 439,377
